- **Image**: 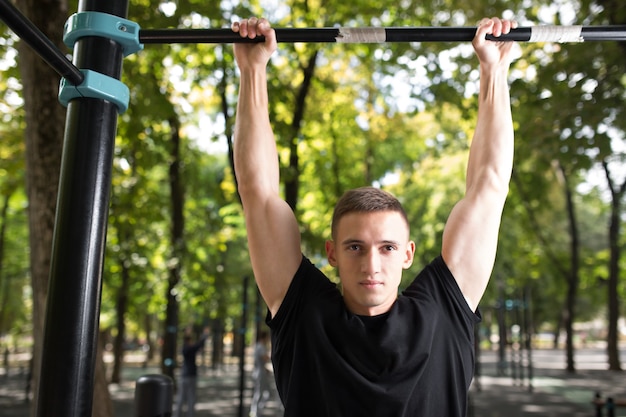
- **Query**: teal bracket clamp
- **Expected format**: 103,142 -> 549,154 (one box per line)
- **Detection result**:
59,12 -> 144,113
63,11 -> 143,57
59,69 -> 130,113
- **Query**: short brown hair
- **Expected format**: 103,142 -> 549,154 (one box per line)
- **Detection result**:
331,186 -> 409,238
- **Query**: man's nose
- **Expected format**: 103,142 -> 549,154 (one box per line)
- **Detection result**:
361,250 -> 381,275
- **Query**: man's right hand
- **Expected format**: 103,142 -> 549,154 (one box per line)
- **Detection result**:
232,17 -> 277,71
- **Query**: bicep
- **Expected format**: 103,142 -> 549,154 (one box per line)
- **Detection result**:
441,191 -> 506,310
243,195 -> 302,317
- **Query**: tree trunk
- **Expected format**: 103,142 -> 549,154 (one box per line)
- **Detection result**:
161,117 -> 185,378
15,0 -> 113,413
145,314 -> 155,363
92,332 -> 114,417
14,0 -> 67,414
557,162 -> 579,373
219,54 -> 238,201
602,160 -> 623,371
511,171 -> 572,357
284,51 -> 318,210
0,194 -> 12,332
211,252 -> 229,371
211,319 -> 225,371
111,232 -> 131,383
597,0 -> 625,374
606,198 -> 621,370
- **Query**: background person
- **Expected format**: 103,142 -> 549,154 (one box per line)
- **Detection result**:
250,330 -> 272,417
174,327 -> 208,417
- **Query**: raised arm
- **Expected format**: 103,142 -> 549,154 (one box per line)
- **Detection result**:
441,18 -> 517,311
232,18 -> 302,317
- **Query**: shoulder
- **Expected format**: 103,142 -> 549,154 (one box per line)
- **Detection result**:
267,256 -> 341,328
402,256 -> 453,294
402,256 -> 478,319
292,256 -> 338,294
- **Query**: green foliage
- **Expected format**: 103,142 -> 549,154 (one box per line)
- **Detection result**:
0,26 -> 29,341
2,0 -> 625,363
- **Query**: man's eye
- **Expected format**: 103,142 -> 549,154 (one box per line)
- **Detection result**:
384,245 -> 396,251
348,245 -> 360,251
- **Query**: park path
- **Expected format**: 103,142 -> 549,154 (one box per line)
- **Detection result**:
1,346 -> 625,417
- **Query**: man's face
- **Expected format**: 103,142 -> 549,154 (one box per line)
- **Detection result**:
325,210 -> 415,316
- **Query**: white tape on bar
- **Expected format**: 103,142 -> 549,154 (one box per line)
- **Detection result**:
336,27 -> 386,43
530,25 -> 583,43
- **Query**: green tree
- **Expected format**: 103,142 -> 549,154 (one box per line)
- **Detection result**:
512,0 -> 625,370
5,2 -> 626,409
0,30 -> 29,343
12,0 -> 77,414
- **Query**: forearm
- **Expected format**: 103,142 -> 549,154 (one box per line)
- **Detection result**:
466,63 -> 514,197
231,18 -> 301,316
234,68 -> 280,203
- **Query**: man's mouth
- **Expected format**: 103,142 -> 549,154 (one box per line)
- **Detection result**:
360,280 -> 382,289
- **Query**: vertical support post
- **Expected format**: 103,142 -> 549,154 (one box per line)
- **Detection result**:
523,286 -> 533,392
35,0 -> 129,416
238,276 -> 250,417
496,277 -> 507,376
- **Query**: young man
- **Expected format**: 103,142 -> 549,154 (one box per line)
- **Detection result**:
232,16 -> 516,417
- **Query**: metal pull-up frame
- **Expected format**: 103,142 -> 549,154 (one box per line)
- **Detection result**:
3,0 -> 626,83
138,24 -> 626,44
1,1 -> 625,415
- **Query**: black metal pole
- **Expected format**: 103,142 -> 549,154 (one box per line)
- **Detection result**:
238,276 -> 249,417
138,24 -> 626,45
523,287 -> 534,392
35,0 -> 129,416
0,0 -> 83,85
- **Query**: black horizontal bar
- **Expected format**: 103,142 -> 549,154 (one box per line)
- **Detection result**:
384,27 -> 530,42
0,0 -> 84,85
139,25 -> 626,45
139,27 -> 342,44
581,25 -> 626,41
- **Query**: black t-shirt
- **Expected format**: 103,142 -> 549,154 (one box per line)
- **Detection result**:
266,255 -> 480,417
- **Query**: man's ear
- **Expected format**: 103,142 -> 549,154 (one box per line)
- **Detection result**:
325,240 -> 338,267
403,240 -> 416,269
